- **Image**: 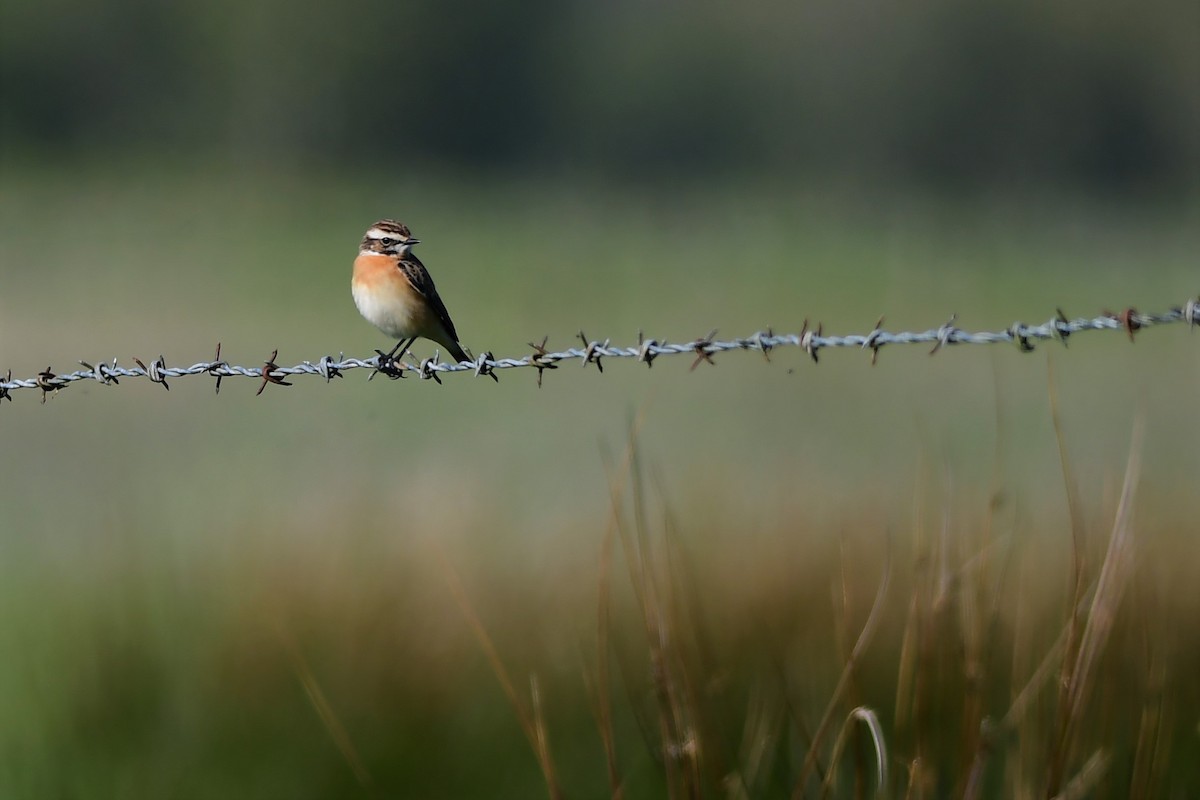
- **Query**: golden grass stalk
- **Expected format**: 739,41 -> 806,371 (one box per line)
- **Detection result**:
1129,658 -> 1168,800
820,705 -> 888,798
1050,749 -> 1110,800
284,637 -> 375,793
1045,356 -> 1090,794
583,513 -> 623,798
792,536 -> 892,797
1047,418 -> 1142,793
435,544 -> 564,800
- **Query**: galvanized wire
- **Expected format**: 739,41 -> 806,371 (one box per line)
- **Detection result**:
1,299 -> 1196,402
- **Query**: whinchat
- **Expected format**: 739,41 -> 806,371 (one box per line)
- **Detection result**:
352,219 -> 475,370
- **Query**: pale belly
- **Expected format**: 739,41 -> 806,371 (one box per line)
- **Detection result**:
352,279 -> 421,339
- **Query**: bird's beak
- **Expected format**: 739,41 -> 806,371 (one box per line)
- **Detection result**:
405,238 -> 421,247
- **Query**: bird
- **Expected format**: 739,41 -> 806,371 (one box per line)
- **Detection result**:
351,219 -> 478,374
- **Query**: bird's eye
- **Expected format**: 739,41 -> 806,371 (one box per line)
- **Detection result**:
380,237 -> 395,245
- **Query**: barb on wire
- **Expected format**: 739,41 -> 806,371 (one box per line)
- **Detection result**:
0,300 -> 1195,402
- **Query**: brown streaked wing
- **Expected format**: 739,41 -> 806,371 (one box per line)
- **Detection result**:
396,254 -> 461,342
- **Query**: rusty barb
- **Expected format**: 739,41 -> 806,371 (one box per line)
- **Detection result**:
0,299 -> 1195,402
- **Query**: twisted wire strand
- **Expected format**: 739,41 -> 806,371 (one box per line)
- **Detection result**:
1,300 -> 1195,402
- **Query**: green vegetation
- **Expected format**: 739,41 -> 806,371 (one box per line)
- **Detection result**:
2,0 -> 1196,194
0,167 -> 1197,796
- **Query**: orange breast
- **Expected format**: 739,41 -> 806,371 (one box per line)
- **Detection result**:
352,254 -> 405,289
351,253 -> 434,339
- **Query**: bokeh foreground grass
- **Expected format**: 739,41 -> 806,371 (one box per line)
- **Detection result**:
1,423 -> 1197,798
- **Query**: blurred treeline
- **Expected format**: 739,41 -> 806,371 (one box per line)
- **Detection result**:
1,0 -> 1197,193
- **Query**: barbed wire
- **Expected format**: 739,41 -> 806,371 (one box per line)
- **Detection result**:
1,299 -> 1196,403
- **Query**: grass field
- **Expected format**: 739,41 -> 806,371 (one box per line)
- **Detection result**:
0,164 -> 1197,797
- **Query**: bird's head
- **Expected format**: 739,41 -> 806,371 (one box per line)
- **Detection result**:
361,220 -> 419,256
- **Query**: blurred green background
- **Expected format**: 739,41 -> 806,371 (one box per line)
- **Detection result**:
1,1 -> 1198,797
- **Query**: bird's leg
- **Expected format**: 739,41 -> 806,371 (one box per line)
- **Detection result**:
384,337 -> 416,362
372,337 -> 415,380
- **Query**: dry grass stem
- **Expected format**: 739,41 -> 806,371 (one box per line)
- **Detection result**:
820,706 -> 888,799
1052,419 -> 1142,791
435,543 -> 564,800
1050,749 -> 1111,800
793,535 -> 892,796
1045,356 -> 1091,795
286,640 -> 375,794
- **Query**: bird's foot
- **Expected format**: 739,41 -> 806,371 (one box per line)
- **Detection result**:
370,349 -> 407,380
